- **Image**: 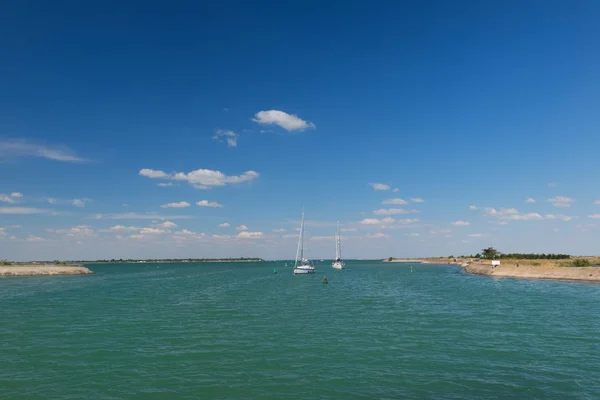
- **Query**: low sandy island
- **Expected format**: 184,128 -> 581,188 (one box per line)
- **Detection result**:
463,263 -> 600,282
0,265 -> 94,277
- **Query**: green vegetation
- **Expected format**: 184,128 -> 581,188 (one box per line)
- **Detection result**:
0,260 -> 12,266
388,257 -> 393,262
478,247 -> 570,260
571,259 -> 591,267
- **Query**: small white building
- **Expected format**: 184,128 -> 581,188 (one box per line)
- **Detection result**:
491,260 -> 501,267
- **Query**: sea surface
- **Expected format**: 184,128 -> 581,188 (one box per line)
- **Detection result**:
1,261 -> 599,399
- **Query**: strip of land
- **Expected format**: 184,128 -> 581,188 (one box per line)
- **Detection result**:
0,265 -> 94,277
463,262 -> 600,282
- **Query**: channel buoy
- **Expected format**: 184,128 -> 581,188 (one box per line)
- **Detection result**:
273,268 -> 278,274
322,276 -> 328,284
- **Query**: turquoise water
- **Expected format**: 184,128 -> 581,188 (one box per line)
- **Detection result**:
1,261 -> 599,399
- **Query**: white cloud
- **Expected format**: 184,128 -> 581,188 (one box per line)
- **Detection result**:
408,233 -> 420,237
392,188 -> 399,192
369,183 -> 390,191
548,183 -> 557,188
381,198 -> 408,205
72,199 -> 86,208
396,218 -> 419,225
310,236 -> 335,241
373,208 -> 417,215
594,200 -> 600,205
140,228 -> 166,235
94,212 -> 192,220
139,169 -> 169,179
452,220 -> 471,226
161,201 -> 191,208
196,200 -> 224,208
129,234 -> 144,239
525,198 -> 536,203
212,130 -> 239,147
156,221 -> 177,229
505,213 -> 543,221
272,228 -> 286,233
54,225 -> 95,238
469,205 -> 478,210
237,231 -> 263,239
157,182 -> 173,187
0,207 -> 50,215
212,234 -> 231,239
410,198 -> 424,203
340,228 -> 357,232
589,215 -> 600,219
468,233 -> 487,238
0,139 -> 85,162
11,192 -> 22,198
236,225 -> 248,231
359,218 -> 391,225
545,214 -> 573,222
219,222 -> 231,228
140,168 -> 259,190
548,196 -> 575,208
252,110 -> 315,131
366,232 -> 389,239
0,195 -> 16,203
101,225 -> 139,232
26,235 -> 47,242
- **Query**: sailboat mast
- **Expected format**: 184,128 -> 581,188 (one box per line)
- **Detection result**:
336,221 -> 341,260
300,209 -> 305,261
294,209 -> 304,268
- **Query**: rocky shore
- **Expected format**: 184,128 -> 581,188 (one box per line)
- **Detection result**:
0,264 -> 94,277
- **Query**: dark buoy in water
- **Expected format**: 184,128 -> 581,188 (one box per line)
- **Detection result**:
273,268 -> 277,274
322,276 -> 328,284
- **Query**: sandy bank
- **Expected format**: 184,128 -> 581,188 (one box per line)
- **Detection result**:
463,263 -> 600,282
0,265 -> 94,277
384,258 -> 423,263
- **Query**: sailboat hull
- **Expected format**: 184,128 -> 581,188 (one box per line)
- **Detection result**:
293,267 -> 315,274
332,262 -> 344,270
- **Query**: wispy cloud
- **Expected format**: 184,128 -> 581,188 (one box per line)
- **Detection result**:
548,183 -> 557,188
547,196 -> 575,208
373,208 -> 418,215
0,207 -> 51,215
452,220 -> 471,226
468,233 -> 488,238
212,130 -> 238,147
410,198 -> 424,203
219,222 -> 231,228
237,231 -> 263,239
272,228 -> 286,233
369,183 -> 390,191
0,139 -> 86,162
0,192 -> 23,204
161,201 -> 190,208
545,214 -> 575,222
157,182 -> 173,187
140,168 -> 259,190
525,198 -> 536,203
236,225 -> 248,231
94,212 -> 192,220
365,232 -> 389,239
252,110 -> 315,131
381,198 -> 407,205
196,200 -> 224,208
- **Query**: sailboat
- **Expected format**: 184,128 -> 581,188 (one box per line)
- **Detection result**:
332,221 -> 344,270
293,209 -> 315,275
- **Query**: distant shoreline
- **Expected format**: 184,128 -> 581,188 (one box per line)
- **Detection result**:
462,262 -> 600,282
0,265 -> 94,277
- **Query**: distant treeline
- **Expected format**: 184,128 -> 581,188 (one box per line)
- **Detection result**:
452,253 -> 571,260
22,258 -> 265,264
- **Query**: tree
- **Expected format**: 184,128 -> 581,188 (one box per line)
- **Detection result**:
388,257 -> 393,262
481,247 -> 499,259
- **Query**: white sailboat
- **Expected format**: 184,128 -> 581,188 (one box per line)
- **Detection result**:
293,209 -> 315,275
332,221 -> 344,270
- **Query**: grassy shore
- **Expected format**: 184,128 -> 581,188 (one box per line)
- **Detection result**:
0,264 -> 94,277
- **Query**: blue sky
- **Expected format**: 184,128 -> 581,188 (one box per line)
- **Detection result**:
2,1 -> 600,260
